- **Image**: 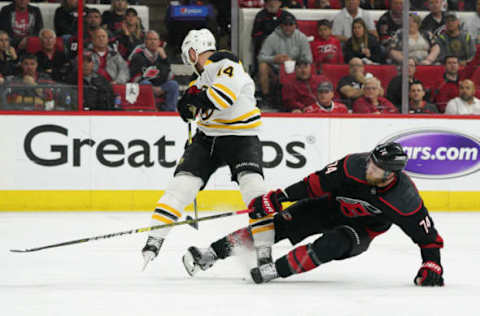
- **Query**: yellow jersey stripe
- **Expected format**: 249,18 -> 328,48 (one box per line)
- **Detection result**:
212,83 -> 237,101
213,108 -> 261,124
156,202 -> 182,218
251,225 -> 274,235
198,120 -> 262,130
152,213 -> 175,224
208,88 -> 230,109
188,80 -> 197,88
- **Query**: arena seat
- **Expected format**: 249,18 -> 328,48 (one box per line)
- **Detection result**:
321,64 -> 397,91
415,66 -> 445,90
112,84 -> 156,111
472,67 -> 480,87
307,0 -> 342,9
25,36 -> 64,54
296,20 -> 318,38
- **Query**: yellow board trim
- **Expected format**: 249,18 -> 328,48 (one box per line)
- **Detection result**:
0,190 -> 479,212
208,88 -> 229,109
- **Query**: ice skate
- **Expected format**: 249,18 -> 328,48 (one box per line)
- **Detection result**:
250,262 -> 278,284
256,246 -> 273,266
183,246 -> 218,277
142,236 -> 164,271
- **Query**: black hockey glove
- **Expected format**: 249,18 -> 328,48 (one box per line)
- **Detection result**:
248,189 -> 287,219
177,86 -> 200,122
414,261 -> 444,286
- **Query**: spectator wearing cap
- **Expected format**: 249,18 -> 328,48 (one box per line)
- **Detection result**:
353,77 -> 398,114
116,8 -> 145,59
0,0 -> 44,48
251,0 -> 290,72
71,52 -> 115,111
281,59 -> 329,112
54,0 -> 80,38
129,30 -> 178,111
303,81 -> 349,113
310,19 -> 343,71
102,0 -> 128,34
386,57 -> 423,111
420,0 -> 446,37
409,82 -> 439,114
376,0 -> 403,48
88,28 -> 129,84
435,12 -> 477,66
258,12 -> 312,107
331,0 -> 377,44
445,80 -> 480,114
465,0 -> 480,45
343,18 -> 383,64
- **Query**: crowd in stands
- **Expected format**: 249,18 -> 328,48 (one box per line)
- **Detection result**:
248,0 -> 480,114
0,0 -> 479,115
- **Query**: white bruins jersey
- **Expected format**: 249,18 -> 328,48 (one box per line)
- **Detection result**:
192,51 -> 262,136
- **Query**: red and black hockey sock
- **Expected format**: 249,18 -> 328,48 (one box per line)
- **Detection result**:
275,230 -> 352,278
211,227 -> 254,259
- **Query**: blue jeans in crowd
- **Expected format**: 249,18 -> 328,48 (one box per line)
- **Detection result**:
141,79 -> 179,112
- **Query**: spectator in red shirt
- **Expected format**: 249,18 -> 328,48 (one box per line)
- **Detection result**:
432,55 -> 479,112
353,77 -> 398,113
0,0 -> 44,48
310,19 -> 343,71
303,81 -> 349,113
281,59 -> 328,112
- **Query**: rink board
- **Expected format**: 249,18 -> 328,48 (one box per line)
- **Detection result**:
1,115 -> 479,211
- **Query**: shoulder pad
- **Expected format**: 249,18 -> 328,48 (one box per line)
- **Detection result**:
380,173 -> 423,216
343,153 -> 369,184
208,50 -> 240,63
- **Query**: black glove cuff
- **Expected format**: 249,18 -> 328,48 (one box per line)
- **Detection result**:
284,181 -> 309,202
421,247 -> 441,265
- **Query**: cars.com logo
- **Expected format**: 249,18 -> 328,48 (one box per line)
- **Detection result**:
385,130 -> 480,179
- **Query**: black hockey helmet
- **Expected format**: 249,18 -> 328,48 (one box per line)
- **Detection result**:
370,142 -> 408,172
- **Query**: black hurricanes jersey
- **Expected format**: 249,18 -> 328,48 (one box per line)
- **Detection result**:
284,153 -> 444,263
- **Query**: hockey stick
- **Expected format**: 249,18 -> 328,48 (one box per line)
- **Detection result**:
186,120 -> 199,230
10,209 -> 250,254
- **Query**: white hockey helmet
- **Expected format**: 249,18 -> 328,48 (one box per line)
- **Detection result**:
181,28 -> 216,68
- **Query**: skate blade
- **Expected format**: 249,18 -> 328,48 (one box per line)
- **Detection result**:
182,251 -> 200,277
142,252 -> 155,271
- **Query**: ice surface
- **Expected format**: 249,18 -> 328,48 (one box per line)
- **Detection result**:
1,212 -> 479,316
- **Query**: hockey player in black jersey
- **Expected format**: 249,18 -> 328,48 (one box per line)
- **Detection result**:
182,142 -> 445,286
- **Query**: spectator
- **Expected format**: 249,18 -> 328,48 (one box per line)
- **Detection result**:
282,0 -> 304,7
116,8 -> 145,59
445,79 -> 480,114
343,18 -> 383,64
447,0 -> 476,10
387,58 -> 422,110
54,0 -> 79,38
11,54 -> 50,83
251,0 -> 289,71
0,31 -> 18,78
409,82 -> 439,113
353,77 -> 398,113
435,12 -> 477,66
35,29 -> 69,82
337,57 -> 370,108
310,19 -> 343,70
376,0 -> 403,47
431,55 -> 478,112
410,0 -> 430,10
420,0 -> 446,37
257,13 -> 312,107
309,0 -> 341,8
360,0 -> 388,9
281,59 -> 329,112
88,28 -> 129,84
129,30 -> 179,112
239,0 -> 266,8
388,13 -> 440,65
303,81 -> 349,113
0,0 -> 44,48
464,0 -> 480,45
332,0 -> 377,43
77,52 -> 115,111
102,0 -> 128,34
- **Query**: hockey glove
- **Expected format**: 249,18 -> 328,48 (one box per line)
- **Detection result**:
248,189 -> 287,219
414,261 -> 444,286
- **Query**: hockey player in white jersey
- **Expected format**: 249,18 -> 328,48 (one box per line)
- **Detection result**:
142,29 -> 274,275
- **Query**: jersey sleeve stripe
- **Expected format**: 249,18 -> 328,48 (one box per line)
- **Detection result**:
198,120 -> 262,130
152,213 -> 175,224
212,83 -> 237,101
156,202 -> 182,218
213,108 -> 260,124
208,87 -> 229,109
212,86 -> 234,105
